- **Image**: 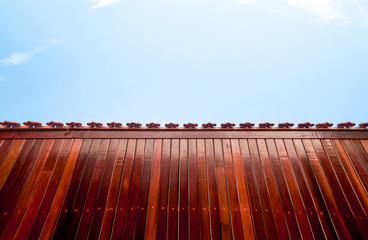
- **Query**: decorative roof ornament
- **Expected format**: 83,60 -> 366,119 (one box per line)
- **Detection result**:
259,122 -> 274,128
278,122 -> 294,128
202,122 -> 217,128
0,121 -> 21,127
87,122 -> 103,128
316,122 -> 333,128
23,121 -> 42,127
221,122 -> 236,128
239,122 -> 255,128
337,122 -> 356,128
126,122 -> 142,128
298,122 -> 314,128
183,123 -> 198,128
107,122 -> 122,128
146,122 -> 160,128
165,123 -> 179,128
66,122 -> 82,127
46,121 -> 64,127
359,122 -> 368,128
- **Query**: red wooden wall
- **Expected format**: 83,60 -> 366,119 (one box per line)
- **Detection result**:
0,129 -> 367,239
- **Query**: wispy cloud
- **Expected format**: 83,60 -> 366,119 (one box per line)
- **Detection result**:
235,0 -> 255,5
287,0 -> 345,21
88,0 -> 123,9
0,39 -> 60,66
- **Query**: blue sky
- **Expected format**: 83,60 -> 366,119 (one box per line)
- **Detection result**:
1,0 -> 368,126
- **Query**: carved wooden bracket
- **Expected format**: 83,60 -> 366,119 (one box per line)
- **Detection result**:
46,121 -> 64,127
87,122 -> 103,128
359,122 -> 368,128
183,123 -> 198,128
278,122 -> 294,128
202,122 -> 217,128
0,121 -> 21,127
298,122 -> 314,128
107,122 -> 122,128
66,122 -> 82,127
221,122 -> 235,128
23,121 -> 42,127
146,123 -> 160,128
126,122 -> 142,128
259,122 -> 274,128
165,123 -> 179,128
316,122 -> 333,128
239,122 -> 255,128
337,122 -> 356,128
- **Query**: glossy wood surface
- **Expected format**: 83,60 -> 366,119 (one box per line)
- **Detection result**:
0,129 -> 367,239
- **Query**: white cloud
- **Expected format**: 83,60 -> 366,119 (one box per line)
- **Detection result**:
88,0 -> 123,9
235,0 -> 255,5
0,39 -> 60,66
287,0 -> 345,21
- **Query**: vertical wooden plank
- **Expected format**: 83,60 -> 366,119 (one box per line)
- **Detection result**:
301,139 -> 353,240
265,139 -> 303,239
73,139 -> 111,240
274,139 -> 315,239
351,140 -> 368,174
341,140 -> 368,192
188,139 -> 200,240
12,139 -> 64,240
0,139 -> 24,188
110,139 -> 138,240
119,139 -> 145,239
230,139 -> 254,240
0,140 -> 54,240
99,139 -> 128,240
248,139 -> 279,239
0,139 -> 14,166
0,140 -> 39,216
178,139 -> 188,240
213,139 -> 232,240
314,139 -> 368,239
197,139 -> 211,240
155,139 -> 171,240
332,140 -> 368,214
86,139 -> 120,239
132,139 -> 155,239
144,139 -> 163,240
27,139 -> 74,240
166,139 -> 179,240
287,139 -> 336,239
57,139 -> 102,240
238,139 -> 267,240
222,139 -> 244,240
38,139 -> 83,239
204,139 -> 222,240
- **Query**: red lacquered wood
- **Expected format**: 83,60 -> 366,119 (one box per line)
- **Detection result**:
86,139 -> 120,239
155,139 -> 171,240
166,139 -> 179,240
188,139 -> 200,240
196,139 -> 211,240
120,139 -> 145,239
274,139 -> 314,239
213,139 -> 232,240
230,139 -> 254,240
132,139 -> 155,239
178,139 -> 189,240
0,139 -> 24,188
0,139 -> 14,166
98,139 -> 128,240
204,139 -> 222,240
0,140 -> 54,240
110,139 -> 137,240
222,139 -> 244,240
144,139 -> 163,240
351,140 -> 368,174
256,139 -> 290,239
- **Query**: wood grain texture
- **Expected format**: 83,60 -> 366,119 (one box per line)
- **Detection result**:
0,129 -> 367,239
